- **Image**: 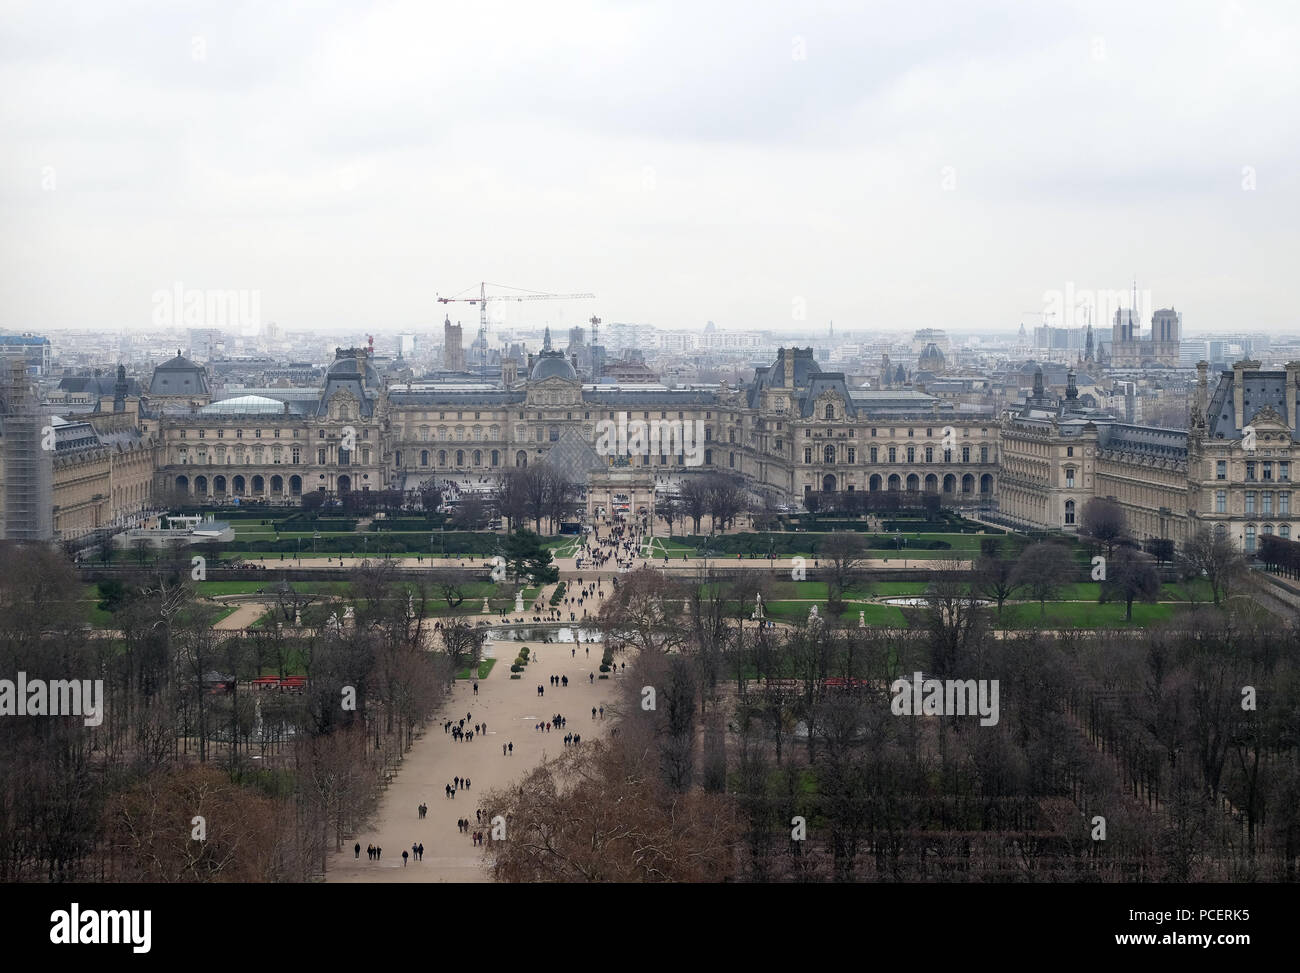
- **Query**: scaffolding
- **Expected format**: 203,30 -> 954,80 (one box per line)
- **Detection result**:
0,358 -> 54,540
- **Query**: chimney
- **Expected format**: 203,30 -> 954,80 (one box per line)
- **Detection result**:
1286,361 -> 1300,433
1194,360 -> 1209,429
1232,360 -> 1258,431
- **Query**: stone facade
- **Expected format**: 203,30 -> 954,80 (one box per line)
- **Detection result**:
997,360 -> 1300,555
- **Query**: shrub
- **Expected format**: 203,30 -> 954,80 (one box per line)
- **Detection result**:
509,663 -> 522,673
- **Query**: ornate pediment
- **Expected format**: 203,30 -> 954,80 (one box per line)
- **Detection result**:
1247,404 -> 1287,428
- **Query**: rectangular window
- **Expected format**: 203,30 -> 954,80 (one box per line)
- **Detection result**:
1264,462 -> 1274,481
1246,490 -> 1256,514
1066,469 -> 1076,489
804,448 -> 812,464
1282,491 -> 1291,515
962,446 -> 970,463
925,446 -> 933,462
847,447 -> 856,463
870,447 -> 878,462
1217,460 -> 1227,480
317,448 -> 327,465
888,447 -> 896,462
1067,446 -> 1074,456
1215,490 -> 1227,513
1263,492 -> 1273,516
1282,462 -> 1290,482
1247,461 -> 1257,481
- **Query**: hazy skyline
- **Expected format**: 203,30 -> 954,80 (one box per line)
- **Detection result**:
3,0 -> 1298,334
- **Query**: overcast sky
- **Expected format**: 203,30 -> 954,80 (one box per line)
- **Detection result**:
2,0 -> 1297,337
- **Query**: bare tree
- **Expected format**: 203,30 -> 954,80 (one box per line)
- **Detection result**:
1179,527 -> 1248,608
1011,542 -> 1077,617
1081,497 -> 1128,559
1100,545 -> 1161,620
596,566 -> 688,657
820,532 -> 868,611
973,551 -> 1021,618
679,478 -> 711,535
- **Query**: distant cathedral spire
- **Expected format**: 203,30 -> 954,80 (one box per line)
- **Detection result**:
543,326 -> 552,351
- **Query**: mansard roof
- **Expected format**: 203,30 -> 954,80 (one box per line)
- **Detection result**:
1206,367 -> 1299,440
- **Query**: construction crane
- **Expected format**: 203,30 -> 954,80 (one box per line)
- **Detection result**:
436,282 -> 596,377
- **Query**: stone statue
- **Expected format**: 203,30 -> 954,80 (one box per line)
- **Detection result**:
482,596 -> 490,614
752,592 -> 764,621
515,590 -> 525,613
809,604 -> 820,626
859,610 -> 866,629
328,611 -> 341,633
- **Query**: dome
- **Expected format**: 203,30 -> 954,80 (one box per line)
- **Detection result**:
201,394 -> 288,415
918,342 -> 946,371
529,351 -> 577,382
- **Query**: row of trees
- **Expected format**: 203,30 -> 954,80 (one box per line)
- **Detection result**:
482,561 -> 1299,882
656,473 -> 748,535
496,464 -> 582,533
0,543 -> 461,882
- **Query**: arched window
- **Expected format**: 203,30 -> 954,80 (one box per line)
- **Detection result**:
1214,523 -> 1228,540
825,404 -> 834,420
1281,524 -> 1291,539
1245,524 -> 1256,554
420,450 -> 429,466
1064,499 -> 1076,525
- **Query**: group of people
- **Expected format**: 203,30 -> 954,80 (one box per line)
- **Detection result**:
548,673 -> 569,687
403,843 -> 425,865
359,842 -> 381,860
577,522 -> 651,571
444,713 -> 484,743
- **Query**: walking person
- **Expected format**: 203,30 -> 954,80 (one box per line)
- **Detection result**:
402,850 -> 408,867
355,842 -> 361,859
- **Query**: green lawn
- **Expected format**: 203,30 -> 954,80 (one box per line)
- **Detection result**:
997,600 -> 1182,629
456,658 -> 498,680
